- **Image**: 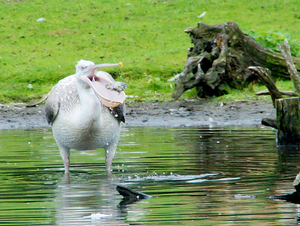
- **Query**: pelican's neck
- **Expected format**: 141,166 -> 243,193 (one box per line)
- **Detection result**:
76,77 -> 102,123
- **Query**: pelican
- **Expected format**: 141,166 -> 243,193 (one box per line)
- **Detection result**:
45,60 -> 126,174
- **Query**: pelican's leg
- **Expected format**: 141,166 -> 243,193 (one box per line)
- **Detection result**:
58,145 -> 71,174
104,143 -> 117,175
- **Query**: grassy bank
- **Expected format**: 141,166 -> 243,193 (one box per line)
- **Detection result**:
1,0 -> 300,103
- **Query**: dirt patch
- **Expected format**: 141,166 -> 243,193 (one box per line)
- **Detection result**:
0,99 -> 275,130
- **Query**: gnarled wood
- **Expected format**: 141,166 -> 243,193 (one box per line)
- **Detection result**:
248,66 -> 282,107
172,22 -> 300,100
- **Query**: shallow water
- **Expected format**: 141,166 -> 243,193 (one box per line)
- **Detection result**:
0,126 -> 300,225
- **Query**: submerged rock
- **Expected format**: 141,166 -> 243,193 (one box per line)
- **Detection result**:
116,185 -> 151,207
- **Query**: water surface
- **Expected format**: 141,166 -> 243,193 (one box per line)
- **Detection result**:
0,126 -> 300,225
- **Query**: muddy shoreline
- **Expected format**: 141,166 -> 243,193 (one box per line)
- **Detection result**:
0,99 -> 275,130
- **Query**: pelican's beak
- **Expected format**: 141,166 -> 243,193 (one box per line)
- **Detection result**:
80,62 -> 126,108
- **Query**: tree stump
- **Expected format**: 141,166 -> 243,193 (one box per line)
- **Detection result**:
172,21 -> 300,100
249,40 -> 300,145
276,97 -> 300,145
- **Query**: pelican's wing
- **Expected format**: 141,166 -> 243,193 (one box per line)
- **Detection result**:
45,75 -> 78,125
45,86 -> 60,125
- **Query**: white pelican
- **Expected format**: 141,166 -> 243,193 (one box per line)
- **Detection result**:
45,60 -> 126,174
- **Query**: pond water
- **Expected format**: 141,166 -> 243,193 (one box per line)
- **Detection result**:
0,126 -> 300,225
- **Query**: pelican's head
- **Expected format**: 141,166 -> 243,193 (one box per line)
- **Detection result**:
75,59 -> 125,107
75,60 -> 96,75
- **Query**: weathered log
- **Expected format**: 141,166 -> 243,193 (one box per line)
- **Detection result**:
276,97 -> 300,145
172,22 -> 300,100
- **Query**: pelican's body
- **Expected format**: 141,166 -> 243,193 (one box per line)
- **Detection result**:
45,60 -> 126,174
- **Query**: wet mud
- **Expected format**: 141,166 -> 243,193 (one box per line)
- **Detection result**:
0,99 -> 275,130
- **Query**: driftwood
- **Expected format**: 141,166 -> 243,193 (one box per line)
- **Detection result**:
172,21 -> 300,100
277,40 -> 300,94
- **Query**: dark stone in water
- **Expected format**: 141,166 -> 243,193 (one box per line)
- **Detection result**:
270,192 -> 300,204
271,173 -> 300,204
116,185 -> 151,207
116,185 -> 151,199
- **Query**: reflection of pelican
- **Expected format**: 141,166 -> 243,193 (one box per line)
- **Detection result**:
55,176 -> 124,226
54,175 -> 149,225
45,60 -> 126,174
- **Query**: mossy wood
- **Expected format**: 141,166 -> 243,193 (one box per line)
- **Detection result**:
276,97 -> 300,145
172,22 -> 300,100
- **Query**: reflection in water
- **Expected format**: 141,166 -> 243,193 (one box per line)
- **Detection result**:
0,127 -> 300,225
54,176 -> 128,226
277,146 -> 300,177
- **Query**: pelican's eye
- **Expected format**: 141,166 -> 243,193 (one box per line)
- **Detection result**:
81,65 -> 89,71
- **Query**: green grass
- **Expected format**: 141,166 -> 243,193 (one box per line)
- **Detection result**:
1,0 -> 300,103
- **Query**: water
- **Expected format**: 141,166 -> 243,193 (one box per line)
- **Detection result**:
0,126 -> 300,225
